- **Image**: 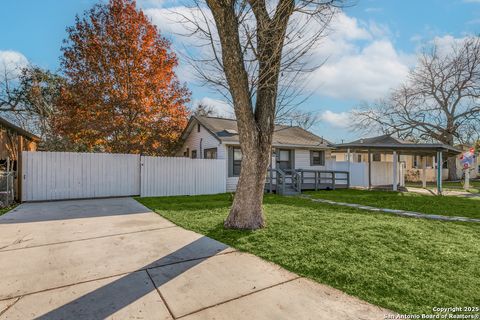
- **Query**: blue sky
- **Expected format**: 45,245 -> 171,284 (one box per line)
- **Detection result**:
1,0 -> 479,142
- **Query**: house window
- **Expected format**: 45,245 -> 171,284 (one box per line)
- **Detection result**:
191,150 -> 197,159
204,148 -> 217,159
232,147 -> 242,176
184,148 -> 189,157
197,124 -> 201,132
357,154 -> 362,162
310,150 -> 325,166
276,149 -> 293,171
372,153 -> 381,161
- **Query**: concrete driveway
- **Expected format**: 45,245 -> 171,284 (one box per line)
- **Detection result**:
0,198 -> 390,319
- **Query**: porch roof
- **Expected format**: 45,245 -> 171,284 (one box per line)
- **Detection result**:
334,135 -> 461,157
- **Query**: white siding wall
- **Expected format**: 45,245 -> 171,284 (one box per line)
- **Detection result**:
225,148 -> 332,192
177,122 -> 226,159
294,148 -> 332,170
406,168 -> 449,182
226,177 -> 239,192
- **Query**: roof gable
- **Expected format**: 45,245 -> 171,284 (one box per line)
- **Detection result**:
348,134 -> 411,146
189,116 -> 331,148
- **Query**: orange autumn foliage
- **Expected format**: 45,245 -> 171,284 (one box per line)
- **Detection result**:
55,0 -> 190,155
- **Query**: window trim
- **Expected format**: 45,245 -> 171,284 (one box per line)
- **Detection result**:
276,148 -> 294,171
310,150 -> 325,166
232,147 -> 242,176
204,147 -> 217,159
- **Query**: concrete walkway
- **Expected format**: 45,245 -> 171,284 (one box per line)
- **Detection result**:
406,186 -> 480,198
303,196 -> 480,223
0,198 -> 391,319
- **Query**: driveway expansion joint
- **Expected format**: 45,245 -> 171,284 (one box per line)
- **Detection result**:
0,248 -> 238,302
0,225 -> 179,253
0,296 -> 22,317
146,269 -> 176,319
175,276 -> 302,319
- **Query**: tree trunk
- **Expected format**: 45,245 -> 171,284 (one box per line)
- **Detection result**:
224,142 -> 271,230
444,133 -> 458,181
447,156 -> 458,181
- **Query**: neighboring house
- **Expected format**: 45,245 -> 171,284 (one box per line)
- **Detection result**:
333,135 -> 460,182
0,116 -> 39,170
177,116 -> 333,192
0,116 -> 40,202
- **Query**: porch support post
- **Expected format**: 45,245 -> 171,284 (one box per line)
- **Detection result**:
368,149 -> 372,189
347,148 -> 351,175
422,156 -> 427,188
436,151 -> 443,195
392,151 -> 398,191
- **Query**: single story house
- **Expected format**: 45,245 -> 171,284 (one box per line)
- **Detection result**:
176,116 -> 334,192
333,135 -> 461,193
333,135 -> 469,182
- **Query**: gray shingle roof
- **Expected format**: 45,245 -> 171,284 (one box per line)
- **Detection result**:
190,116 -> 331,148
335,134 -> 461,156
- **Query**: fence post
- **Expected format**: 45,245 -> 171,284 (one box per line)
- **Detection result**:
331,171 -> 336,190
18,147 -> 24,202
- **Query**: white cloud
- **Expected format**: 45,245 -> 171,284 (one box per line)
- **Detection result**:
0,50 -> 28,76
318,110 -> 352,128
193,97 -> 234,118
142,5 -> 412,102
309,40 -> 411,100
431,35 -> 468,56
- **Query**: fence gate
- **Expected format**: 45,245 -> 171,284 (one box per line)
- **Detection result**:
21,151 -> 227,202
22,152 -> 141,201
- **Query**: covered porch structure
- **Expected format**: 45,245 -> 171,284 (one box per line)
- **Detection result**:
335,135 -> 461,195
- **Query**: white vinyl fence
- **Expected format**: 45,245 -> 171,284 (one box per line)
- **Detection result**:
325,160 -> 403,188
22,151 -> 226,202
140,156 -> 226,197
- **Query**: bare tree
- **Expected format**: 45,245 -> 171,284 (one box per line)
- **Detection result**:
0,65 -> 65,149
276,109 -> 317,129
354,36 -> 480,180
193,103 -> 219,117
0,64 -> 25,114
173,1 -> 342,229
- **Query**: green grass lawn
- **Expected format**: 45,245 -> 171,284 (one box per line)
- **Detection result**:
137,194 -> 480,315
305,189 -> 480,219
0,205 -> 15,216
406,180 -> 480,193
